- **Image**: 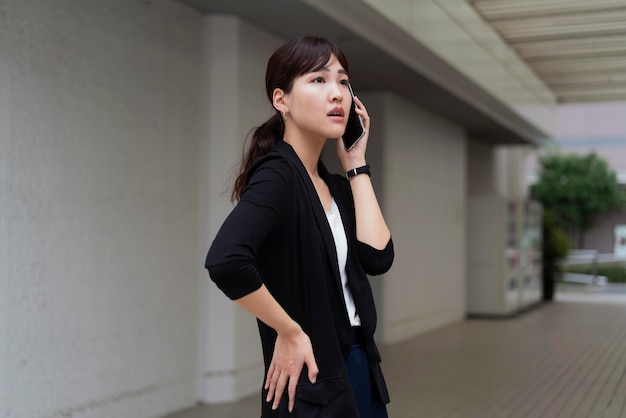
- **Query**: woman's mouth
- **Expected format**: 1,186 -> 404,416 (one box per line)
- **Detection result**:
328,107 -> 344,118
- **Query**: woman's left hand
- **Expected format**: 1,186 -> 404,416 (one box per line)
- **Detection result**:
336,95 -> 369,171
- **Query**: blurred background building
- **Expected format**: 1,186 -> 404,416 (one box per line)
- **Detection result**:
2,0 -> 625,417
528,101 -> 626,255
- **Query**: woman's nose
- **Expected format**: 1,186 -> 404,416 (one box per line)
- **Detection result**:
330,84 -> 343,102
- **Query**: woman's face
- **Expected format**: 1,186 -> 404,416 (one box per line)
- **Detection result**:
283,55 -> 351,141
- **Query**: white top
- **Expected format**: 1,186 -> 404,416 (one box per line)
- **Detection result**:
325,198 -> 361,326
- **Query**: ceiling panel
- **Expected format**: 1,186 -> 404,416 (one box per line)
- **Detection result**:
470,0 -> 626,20
470,0 -> 626,103
541,72 -> 626,86
515,35 -> 626,61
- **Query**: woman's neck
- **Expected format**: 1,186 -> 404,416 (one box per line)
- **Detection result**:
283,131 -> 326,177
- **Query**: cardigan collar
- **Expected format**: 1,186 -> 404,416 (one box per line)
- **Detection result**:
272,140 -> 345,297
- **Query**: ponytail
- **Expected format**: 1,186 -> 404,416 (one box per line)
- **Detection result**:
231,112 -> 284,202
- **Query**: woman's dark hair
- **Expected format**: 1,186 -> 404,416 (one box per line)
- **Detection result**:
231,36 -> 349,201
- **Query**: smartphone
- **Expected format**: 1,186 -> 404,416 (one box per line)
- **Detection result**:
342,83 -> 366,150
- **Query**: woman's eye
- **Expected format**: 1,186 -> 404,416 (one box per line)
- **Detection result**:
313,76 -> 325,83
340,79 -> 349,86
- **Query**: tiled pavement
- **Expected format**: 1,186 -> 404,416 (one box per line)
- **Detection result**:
165,284 -> 626,418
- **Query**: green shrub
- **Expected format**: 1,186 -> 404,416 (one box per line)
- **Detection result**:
562,262 -> 626,283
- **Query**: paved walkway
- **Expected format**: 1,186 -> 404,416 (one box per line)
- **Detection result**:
166,284 -> 626,418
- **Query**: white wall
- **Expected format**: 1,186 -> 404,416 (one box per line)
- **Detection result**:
198,15 -> 282,403
1,1 -> 203,417
376,93 -> 467,343
0,5 -> 10,415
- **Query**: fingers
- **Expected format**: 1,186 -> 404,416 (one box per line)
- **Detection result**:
264,361 -> 279,405
267,365 -> 301,411
265,361 -> 288,410
306,353 -> 319,384
264,361 -> 275,391
265,331 -> 318,412
287,370 -> 298,412
273,372 -> 289,411
287,358 -> 318,412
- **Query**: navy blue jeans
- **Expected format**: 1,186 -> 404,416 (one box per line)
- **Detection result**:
345,328 -> 388,418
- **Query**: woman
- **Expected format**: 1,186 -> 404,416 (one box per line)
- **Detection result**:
206,36 -> 394,417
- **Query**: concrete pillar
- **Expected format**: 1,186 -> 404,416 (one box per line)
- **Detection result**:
467,139 -> 498,196
495,145 -> 533,200
198,15 -> 281,402
374,93 -> 467,343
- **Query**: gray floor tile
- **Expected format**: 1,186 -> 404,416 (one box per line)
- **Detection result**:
166,286 -> 626,418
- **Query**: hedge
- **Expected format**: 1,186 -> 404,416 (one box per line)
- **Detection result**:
561,262 -> 626,283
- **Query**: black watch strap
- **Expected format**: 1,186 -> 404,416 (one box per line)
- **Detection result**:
346,164 -> 371,179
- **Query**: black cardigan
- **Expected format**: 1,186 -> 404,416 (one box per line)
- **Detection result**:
206,140 -> 394,417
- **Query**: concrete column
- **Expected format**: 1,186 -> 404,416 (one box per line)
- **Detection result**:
468,139 -> 533,200
495,145 -> 533,200
2,1 -> 203,416
0,7 -> 9,407
198,15 -> 281,402
375,93 -> 467,343
467,139 -> 497,196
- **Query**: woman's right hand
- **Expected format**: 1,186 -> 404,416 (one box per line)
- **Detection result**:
264,328 -> 319,412
232,286 -> 319,412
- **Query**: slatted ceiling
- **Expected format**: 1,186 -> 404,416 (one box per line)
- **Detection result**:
546,73 -> 626,87
558,88 -> 626,101
497,18 -> 626,43
516,36 -> 626,61
558,84 -> 626,94
533,56 -> 626,74
560,90 -> 626,103
470,0 -> 626,20
469,0 -> 626,103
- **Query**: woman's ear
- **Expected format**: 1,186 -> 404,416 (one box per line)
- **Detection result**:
272,88 -> 288,115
